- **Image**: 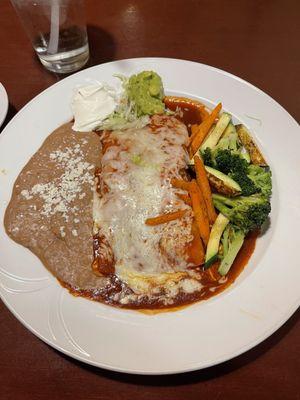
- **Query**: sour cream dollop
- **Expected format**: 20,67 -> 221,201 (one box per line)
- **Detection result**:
71,84 -> 118,132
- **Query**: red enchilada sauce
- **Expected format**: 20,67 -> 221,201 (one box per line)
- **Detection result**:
64,229 -> 257,310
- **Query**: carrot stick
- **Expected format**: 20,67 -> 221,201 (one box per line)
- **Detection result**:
171,178 -> 190,191
189,123 -> 205,144
190,110 -> 212,143
189,103 -> 222,156
194,155 -> 217,224
176,192 -> 192,206
190,124 -> 201,144
188,180 -> 210,246
189,129 -> 209,158
145,210 -> 187,226
191,124 -> 199,138
195,181 -> 210,227
198,108 -> 210,121
187,220 -> 205,265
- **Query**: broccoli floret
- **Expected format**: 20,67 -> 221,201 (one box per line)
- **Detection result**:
248,164 -> 272,199
212,193 -> 271,234
214,150 -> 256,195
201,148 -> 215,168
215,149 -> 248,175
230,171 -> 257,196
214,150 -> 271,197
201,146 -> 272,199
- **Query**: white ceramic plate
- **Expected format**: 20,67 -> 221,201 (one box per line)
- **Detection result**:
0,58 -> 299,375
0,83 -> 8,128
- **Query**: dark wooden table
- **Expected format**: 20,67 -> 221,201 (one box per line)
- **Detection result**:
1,0 -> 299,399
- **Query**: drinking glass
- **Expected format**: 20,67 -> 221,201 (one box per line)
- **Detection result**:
11,0 -> 89,74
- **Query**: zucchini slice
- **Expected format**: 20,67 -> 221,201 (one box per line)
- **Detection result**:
218,230 -> 245,276
236,124 -> 267,166
189,125 -> 215,166
239,146 -> 251,163
204,213 -> 229,268
205,166 -> 241,196
222,122 -> 237,139
201,113 -> 231,151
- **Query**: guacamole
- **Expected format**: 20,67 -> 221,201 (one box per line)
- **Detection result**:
127,71 -> 165,117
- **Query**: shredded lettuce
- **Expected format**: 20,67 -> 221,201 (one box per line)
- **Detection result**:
100,113 -> 150,131
94,73 -> 163,131
93,75 -> 147,131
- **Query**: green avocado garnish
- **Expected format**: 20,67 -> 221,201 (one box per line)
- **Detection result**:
127,71 -> 165,117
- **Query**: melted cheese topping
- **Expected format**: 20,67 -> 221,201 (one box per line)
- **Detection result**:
93,115 -> 203,302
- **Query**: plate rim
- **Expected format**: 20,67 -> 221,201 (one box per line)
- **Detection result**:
0,82 -> 9,129
1,282 -> 299,375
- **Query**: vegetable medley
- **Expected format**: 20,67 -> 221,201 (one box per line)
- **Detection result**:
148,90 -> 272,278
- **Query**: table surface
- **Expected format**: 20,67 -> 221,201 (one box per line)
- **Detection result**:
0,0 -> 299,399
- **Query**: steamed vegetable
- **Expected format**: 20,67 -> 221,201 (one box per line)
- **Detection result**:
189,103 -> 222,156
212,193 -> 271,234
189,180 -> 210,246
214,149 -> 248,175
211,187 -> 271,275
200,112 -> 231,151
187,104 -> 272,277
247,164 -> 272,198
204,213 -> 229,268
201,147 -> 215,167
222,122 -> 237,139
188,221 -> 205,266
176,192 -> 192,206
145,210 -> 187,226
218,225 -> 245,276
205,166 -> 242,196
194,156 -> 217,224
213,150 -> 271,197
199,120 -> 271,274
236,124 -> 267,166
201,146 -> 271,198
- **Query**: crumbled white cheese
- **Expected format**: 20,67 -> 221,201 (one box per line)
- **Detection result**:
21,189 -> 33,200
72,229 -> 78,237
20,144 -> 94,221
60,226 -> 66,237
